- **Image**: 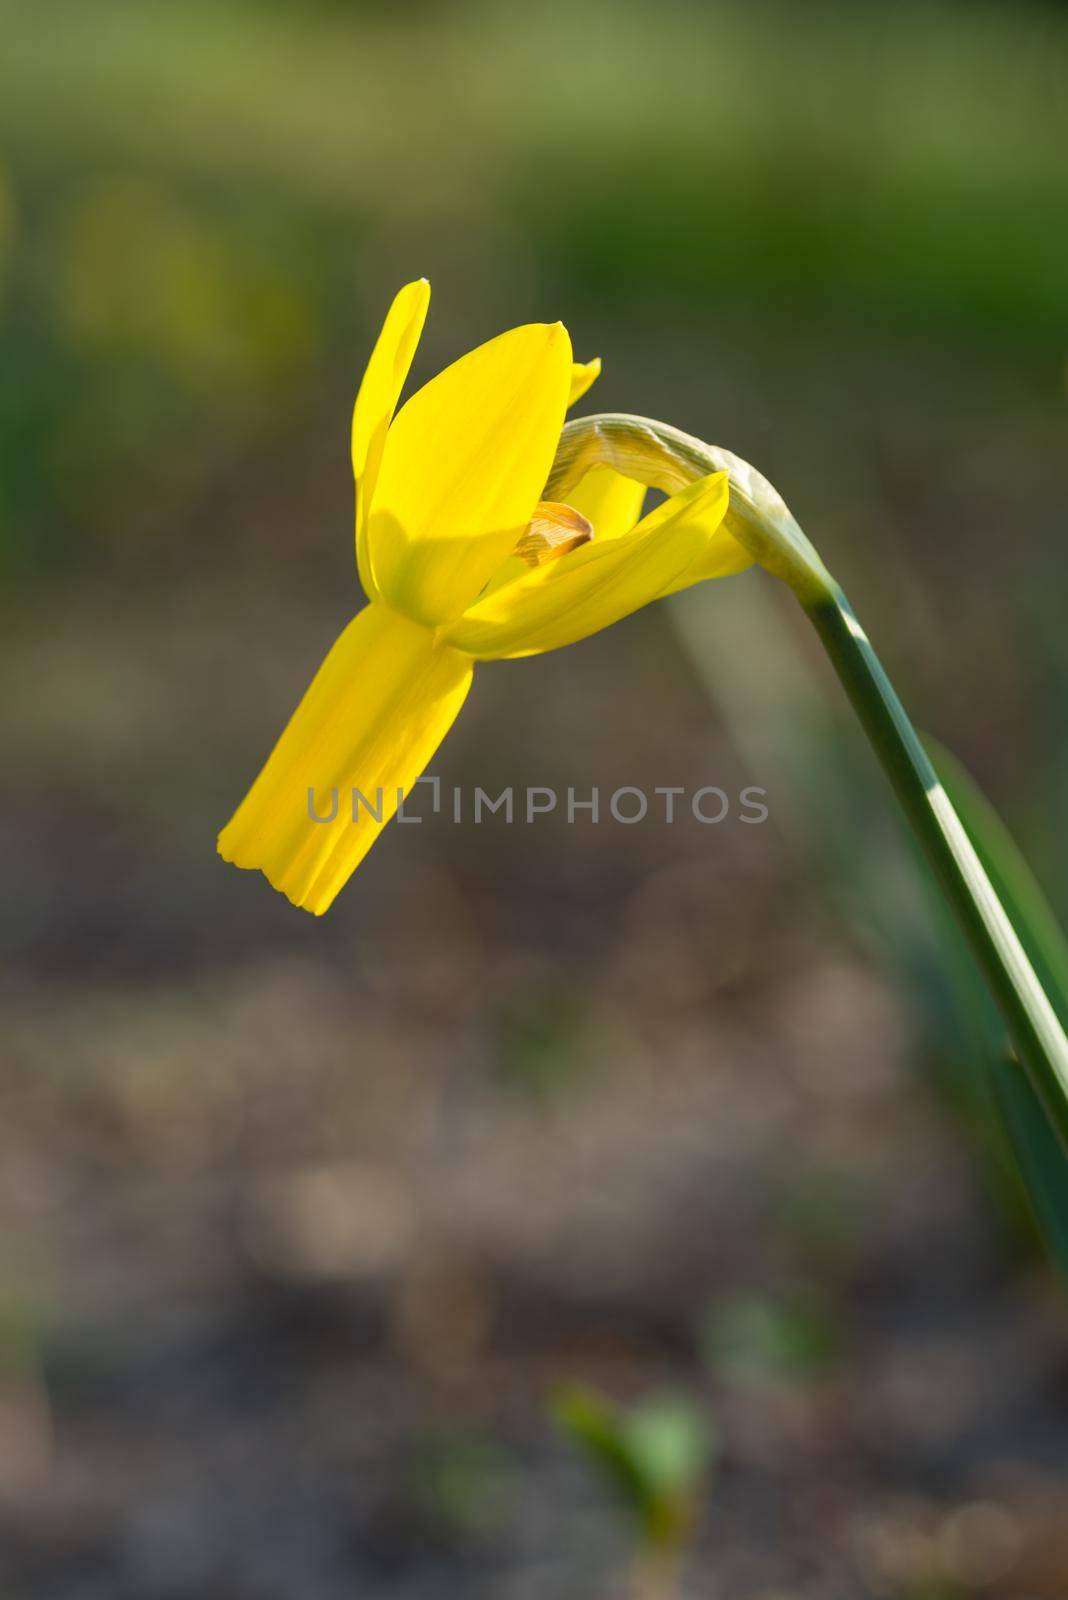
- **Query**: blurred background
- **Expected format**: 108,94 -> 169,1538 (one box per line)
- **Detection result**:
2,1 -> 1068,1594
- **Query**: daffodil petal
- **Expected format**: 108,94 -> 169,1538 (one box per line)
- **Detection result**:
568,357 -> 601,406
441,472 -> 730,659
567,465 -> 646,542
218,604 -> 472,914
351,279 -> 430,598
660,524 -> 755,593
369,321 -> 572,627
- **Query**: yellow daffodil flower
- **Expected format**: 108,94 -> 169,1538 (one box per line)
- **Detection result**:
218,280 -> 750,913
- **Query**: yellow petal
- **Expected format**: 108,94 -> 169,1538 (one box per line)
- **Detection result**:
568,356 -> 601,406
351,279 -> 430,599
660,523 -> 755,593
567,465 -> 646,542
441,472 -> 730,659
368,321 -> 572,627
218,604 -> 472,914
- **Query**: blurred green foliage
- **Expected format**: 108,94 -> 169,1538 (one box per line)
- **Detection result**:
552,1383 -> 715,1552
702,1284 -> 842,1382
404,1431 -> 517,1545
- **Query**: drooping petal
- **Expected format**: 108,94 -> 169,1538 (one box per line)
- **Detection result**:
567,465 -> 646,542
441,472 -> 730,659
351,279 -> 430,598
368,321 -> 572,627
568,357 -> 601,406
218,604 -> 472,914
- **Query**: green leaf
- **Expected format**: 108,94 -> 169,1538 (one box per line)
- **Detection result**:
929,739 -> 1068,1273
929,742 -> 1068,1033
987,1044 -> 1068,1273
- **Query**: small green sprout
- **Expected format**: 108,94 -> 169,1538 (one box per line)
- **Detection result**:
552,1383 -> 715,1596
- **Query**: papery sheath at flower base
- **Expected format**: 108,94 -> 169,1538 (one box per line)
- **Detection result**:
218,280 -> 751,913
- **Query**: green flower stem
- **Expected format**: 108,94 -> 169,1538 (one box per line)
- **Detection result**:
549,413 -> 1068,1146
805,580 -> 1068,1147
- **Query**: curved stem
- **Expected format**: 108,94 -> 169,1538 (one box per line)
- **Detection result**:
549,413 -> 1068,1146
806,582 -> 1068,1148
